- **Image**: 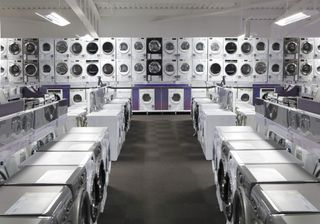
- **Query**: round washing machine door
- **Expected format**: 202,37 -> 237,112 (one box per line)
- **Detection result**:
210,63 -> 221,76
195,63 -> 205,76
134,62 -> 144,74
256,41 -> 266,52
71,64 -> 83,77
9,42 -> 21,55
142,93 -> 152,104
225,63 -> 237,76
56,40 -> 68,54
42,64 -> 52,74
171,92 -> 182,104
286,41 -> 298,53
164,63 -> 175,76
119,42 -> 129,54
86,42 -> 99,55
73,93 -> 84,104
134,41 -> 144,53
56,62 -> 68,76
148,61 -> 161,74
90,174 -> 101,222
9,63 -> 22,77
87,64 -> 99,76
24,42 -> 37,55
41,42 -> 51,53
240,93 -> 250,102
255,62 -> 267,75
271,63 -> 280,74
241,42 -> 252,55
72,190 -> 91,224
102,41 -> 114,55
241,64 -> 252,76
1,43 -> 6,55
301,41 -> 313,54
285,62 -> 297,76
148,40 -> 161,53
180,41 -> 190,52
71,42 -> 83,56
119,63 -> 129,75
271,42 -> 281,52
102,63 -> 114,76
180,63 -> 190,74
194,41 -> 205,54
164,41 -> 175,54
24,63 -> 38,77
225,42 -> 237,54
0,65 -> 6,77
300,63 -> 312,76
210,42 -> 221,54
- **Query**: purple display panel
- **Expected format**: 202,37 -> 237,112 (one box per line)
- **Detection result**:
161,88 -> 169,110
184,87 -> 191,110
0,100 -> 24,117
155,88 -> 162,110
132,87 -> 140,110
298,98 -> 320,115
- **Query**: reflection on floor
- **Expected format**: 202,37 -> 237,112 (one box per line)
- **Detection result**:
98,115 -> 225,224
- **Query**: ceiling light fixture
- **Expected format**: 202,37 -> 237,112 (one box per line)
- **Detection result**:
35,12 -> 70,27
275,10 -> 318,26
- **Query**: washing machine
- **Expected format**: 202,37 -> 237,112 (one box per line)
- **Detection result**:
24,60 -> 39,83
269,38 -> 283,59
191,97 -> 213,133
168,88 -> 184,111
208,59 -> 223,82
162,59 -> 177,82
1,38 -> 8,59
265,101 -> 289,128
21,151 -> 100,223
39,60 -> 54,84
33,102 -> 58,129
110,98 -> 132,132
132,59 -> 146,82
233,164 -> 319,224
238,59 -> 254,84
0,60 -> 8,84
163,37 -> 178,59
101,59 -> 116,82
300,37 -> 315,59
224,59 -> 238,83
224,150 -> 303,221
139,89 -> 155,111
146,37 -> 162,55
284,37 -> 300,56
84,38 -> 100,59
54,38 -> 70,59
146,59 -> 162,81
70,89 -> 86,105
69,59 -> 86,84
283,59 -> 299,82
100,37 -> 115,59
131,37 -> 146,59
22,38 -> 39,60
116,37 -> 131,59
178,37 -> 192,58
7,59 -> 23,84
39,38 -> 54,60
268,59 -> 283,83
208,37 -> 224,59
192,59 -> 207,81
254,37 -> 268,58
101,104 -> 126,139
7,38 -> 22,60
236,88 -> 253,104
116,59 -> 132,82
192,37 -> 208,59
86,60 -> 100,84
69,38 -> 84,59
298,59 -> 314,83
178,59 -> 192,82
314,59 -> 320,78
253,59 -> 268,83
238,37 -> 254,58
55,59 -> 69,84
224,38 -> 239,59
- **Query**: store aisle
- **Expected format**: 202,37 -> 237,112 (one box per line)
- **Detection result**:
98,115 -> 225,224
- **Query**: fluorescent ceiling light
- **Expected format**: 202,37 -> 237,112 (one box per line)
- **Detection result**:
275,10 -> 318,26
35,12 -> 70,26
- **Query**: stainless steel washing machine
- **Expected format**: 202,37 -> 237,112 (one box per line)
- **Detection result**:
69,38 -> 84,59
7,59 -> 23,84
299,59 -> 314,82
101,37 -> 116,59
192,37 -> 208,59
208,59 -> 223,82
284,59 -> 299,82
163,59 -> 178,82
208,37 -> 224,59
132,59 -> 146,82
84,38 -> 100,59
39,38 -> 54,60
284,37 -> 300,56
7,38 -> 22,60
24,60 -> 39,83
23,38 -> 39,60
178,37 -> 192,58
300,37 -> 315,59
132,37 -> 146,59
192,59 -> 207,81
163,37 -> 178,59
55,59 -> 69,84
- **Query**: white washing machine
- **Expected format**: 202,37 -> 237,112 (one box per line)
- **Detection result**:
283,59 -> 299,82
84,38 -> 100,59
7,38 -> 22,60
314,38 -> 320,58
299,59 -> 314,83
314,59 -> 320,80
178,59 -> 192,82
192,37 -> 208,59
0,60 -> 8,84
1,38 -> 8,59
69,38 -> 85,59
39,38 -> 54,60
268,59 -> 283,83
253,59 -> 268,83
24,60 -> 39,83
55,59 -> 69,84
224,37 -> 239,59
191,97 -> 213,133
69,60 -> 86,84
86,60 -> 100,84
254,37 -> 269,58
131,37 -> 146,59
54,38 -> 70,59
208,37 -> 224,59
208,59 -> 223,82
269,38 -> 283,58
100,37 -> 116,59
178,37 -> 192,58
224,59 -> 238,83
139,89 -> 155,111
236,88 -> 253,104
192,59 -> 207,81
116,59 -> 132,82
163,37 -> 178,59
7,59 -> 23,84
70,89 -> 86,105
163,59 -> 178,82
39,60 -> 54,84
168,88 -> 184,111
132,59 -> 146,82
300,37 -> 315,59
116,37 -> 131,59
101,59 -> 116,82
237,59 -> 254,84
238,37 -> 254,58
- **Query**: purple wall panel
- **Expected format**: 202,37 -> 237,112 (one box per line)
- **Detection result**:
161,88 -> 169,110
155,88 -> 162,110
184,87 -> 191,110
132,87 -> 140,110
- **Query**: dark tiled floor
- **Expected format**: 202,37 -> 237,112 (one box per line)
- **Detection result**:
98,115 -> 225,224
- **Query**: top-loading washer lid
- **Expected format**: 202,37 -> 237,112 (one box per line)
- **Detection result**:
0,217 -> 52,224
86,42 -> 98,54
70,42 -> 82,55
165,41 -> 175,54
225,42 -> 237,54
55,40 -> 68,53
103,63 -> 114,76
9,42 -> 21,55
134,41 -> 144,52
148,40 -> 161,52
272,214 -> 320,224
210,63 -> 221,75
103,41 -> 114,54
180,41 -> 190,51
